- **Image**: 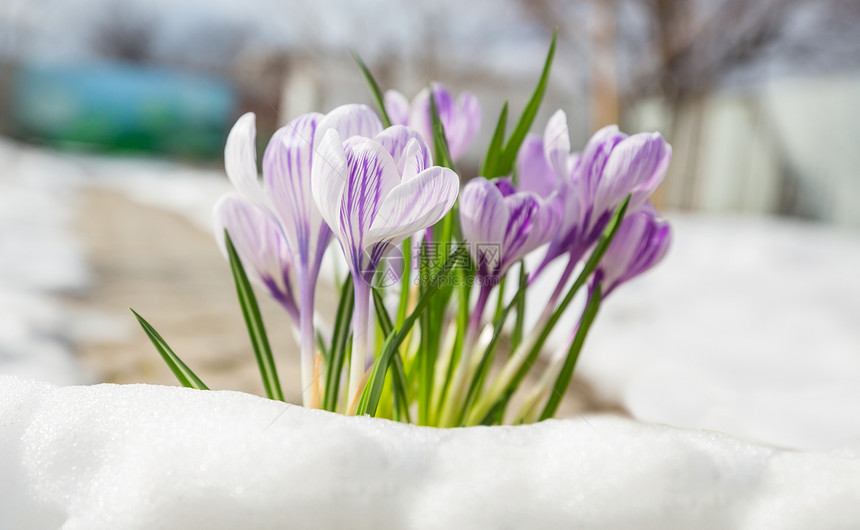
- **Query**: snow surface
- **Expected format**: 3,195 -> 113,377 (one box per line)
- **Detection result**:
2,375 -> 859,530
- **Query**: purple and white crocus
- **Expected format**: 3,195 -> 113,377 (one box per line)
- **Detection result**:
459,177 -> 561,342
385,83 -> 481,161
517,109 -> 672,287
592,202 -> 671,298
214,105 -> 383,407
312,123 -> 459,409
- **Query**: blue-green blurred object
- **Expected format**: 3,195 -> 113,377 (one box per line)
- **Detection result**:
3,62 -> 237,158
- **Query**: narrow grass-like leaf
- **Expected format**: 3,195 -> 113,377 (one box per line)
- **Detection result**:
497,29 -> 557,179
396,237 -> 412,328
458,279 -> 526,426
539,283 -> 602,420
511,263 -> 528,349
428,84 -> 455,170
351,50 -> 392,127
224,231 -> 283,402
493,275 -> 507,324
355,333 -> 397,416
382,247 -> 466,422
418,242 -> 435,425
480,101 -> 509,178
372,288 -> 412,422
324,274 -> 354,411
131,309 -> 208,390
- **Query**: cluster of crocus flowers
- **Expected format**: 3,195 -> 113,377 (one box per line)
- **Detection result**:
138,40 -> 673,427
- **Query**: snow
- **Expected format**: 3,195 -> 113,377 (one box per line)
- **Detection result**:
1,375 -> 859,529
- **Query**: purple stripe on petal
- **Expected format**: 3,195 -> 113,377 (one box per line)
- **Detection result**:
374,125 -> 433,176
594,132 -> 672,216
213,193 -> 298,320
365,166 -> 459,253
596,203 -> 672,296
263,112 -> 328,267
341,139 -> 400,272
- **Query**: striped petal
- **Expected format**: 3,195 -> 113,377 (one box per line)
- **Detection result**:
576,125 -> 627,207
213,194 -> 297,318
365,166 -> 459,250
263,112 -> 331,271
339,139 -> 400,271
311,129 -> 350,246
597,203 -> 672,296
460,178 -> 510,274
594,132 -> 672,215
374,125 -> 432,177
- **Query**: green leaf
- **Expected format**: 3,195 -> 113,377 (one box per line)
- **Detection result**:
355,332 -> 398,416
396,237 -> 412,328
511,263 -> 528,349
324,274 -> 354,411
372,288 -> 412,422
224,231 -> 283,402
480,100 -> 508,178
497,29 -> 557,179
458,279 -> 527,426
540,283 -> 602,420
428,84 -> 455,170
351,50 -> 392,127
131,309 -> 208,390
369,246 -> 465,420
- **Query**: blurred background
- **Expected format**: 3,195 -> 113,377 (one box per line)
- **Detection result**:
1,0 -> 859,447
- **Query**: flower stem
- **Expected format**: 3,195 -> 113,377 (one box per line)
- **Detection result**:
438,282 -> 492,426
347,278 -> 371,412
298,279 -> 318,408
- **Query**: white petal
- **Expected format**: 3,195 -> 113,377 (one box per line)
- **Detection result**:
374,125 -> 432,175
224,113 -> 264,201
365,166 -> 459,250
311,129 -> 349,243
317,104 -> 384,141
543,109 -> 571,179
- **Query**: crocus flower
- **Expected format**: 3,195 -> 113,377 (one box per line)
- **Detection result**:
592,202 -> 671,297
385,83 -> 481,161
459,177 -> 561,281
517,110 -> 672,269
214,105 -> 384,407
214,193 -> 298,322
312,123 -> 459,407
